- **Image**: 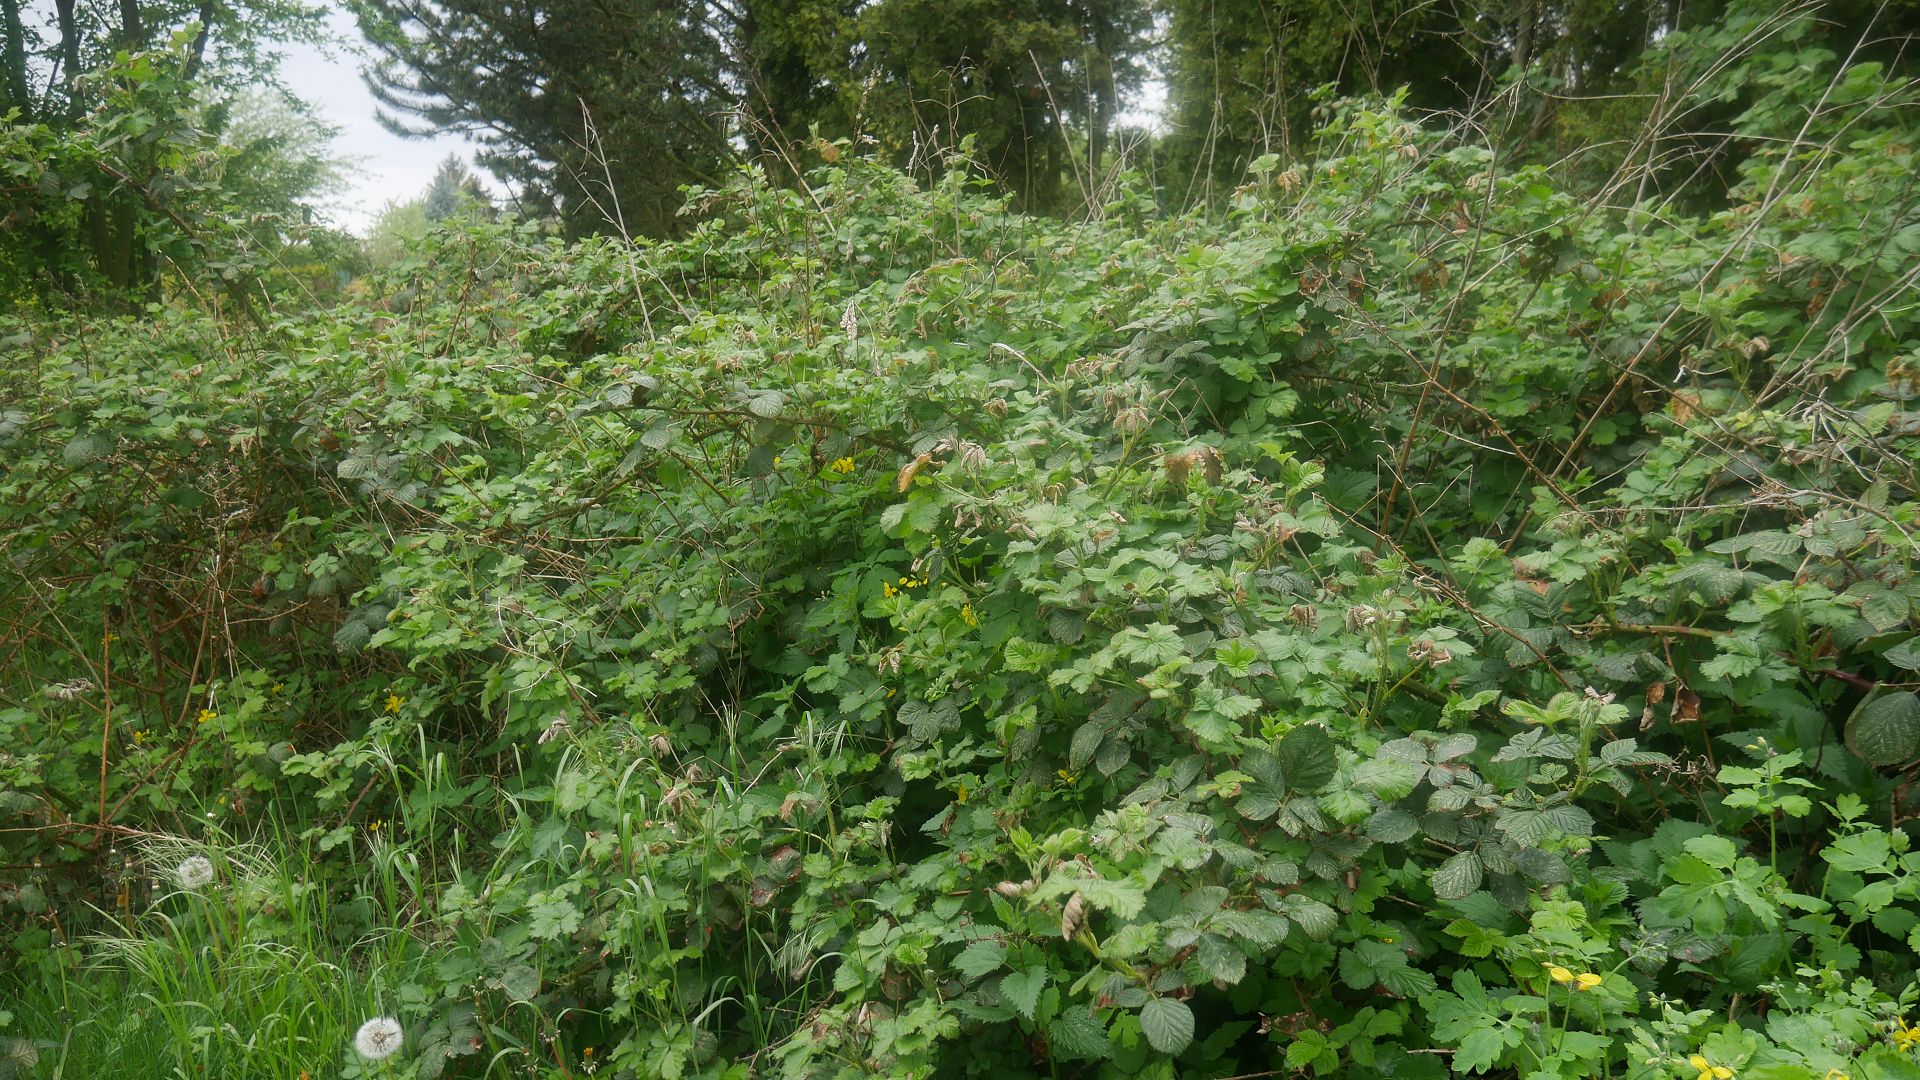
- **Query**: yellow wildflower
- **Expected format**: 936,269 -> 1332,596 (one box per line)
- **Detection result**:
132,730 -> 146,744
1057,769 -> 1078,783
1546,965 -> 1574,984
1574,972 -> 1602,991
829,456 -> 855,474
1895,1018 -> 1920,1053
385,693 -> 405,714
960,603 -> 979,628
883,582 -> 898,598
1689,1054 -> 1733,1080
955,783 -> 969,804
196,708 -> 218,724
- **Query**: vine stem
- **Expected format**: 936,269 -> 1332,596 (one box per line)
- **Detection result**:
96,611 -> 113,831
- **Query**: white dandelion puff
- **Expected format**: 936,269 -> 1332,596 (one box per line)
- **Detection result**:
174,855 -> 215,890
354,1016 -> 404,1061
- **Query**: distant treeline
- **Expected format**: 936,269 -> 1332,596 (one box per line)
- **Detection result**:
344,0 -> 1920,234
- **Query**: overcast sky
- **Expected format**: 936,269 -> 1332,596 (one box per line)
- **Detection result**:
277,8 -> 491,234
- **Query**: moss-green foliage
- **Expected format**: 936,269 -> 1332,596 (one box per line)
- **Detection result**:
4,17 -> 1920,1079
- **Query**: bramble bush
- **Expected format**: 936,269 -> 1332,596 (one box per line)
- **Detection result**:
5,5 -> 1920,1077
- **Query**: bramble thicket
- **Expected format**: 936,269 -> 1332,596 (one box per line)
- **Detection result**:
5,3 -> 1920,1078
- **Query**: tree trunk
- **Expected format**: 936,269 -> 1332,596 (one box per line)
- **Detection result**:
2,0 -> 29,120
55,0 -> 82,119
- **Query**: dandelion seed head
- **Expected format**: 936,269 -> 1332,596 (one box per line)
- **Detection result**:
174,855 -> 215,890
354,1016 -> 404,1060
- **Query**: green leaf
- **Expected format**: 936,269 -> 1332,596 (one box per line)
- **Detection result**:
1432,851 -> 1483,899
1195,935 -> 1247,984
1885,638 -> 1920,671
1276,725 -> 1337,791
1847,691 -> 1920,766
1000,967 -> 1047,1020
1048,1008 -> 1113,1061
1861,587 -> 1911,633
1139,997 -> 1194,1056
953,940 -> 1007,978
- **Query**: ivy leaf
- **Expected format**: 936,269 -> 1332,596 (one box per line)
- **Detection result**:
999,967 -> 1047,1020
1139,997 -> 1194,1056
1846,691 -> 1920,766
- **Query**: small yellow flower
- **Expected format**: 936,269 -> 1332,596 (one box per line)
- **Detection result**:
829,456 -> 855,474
882,582 -> 898,598
960,603 -> 979,628
1574,972 -> 1602,991
1824,1070 -> 1850,1080
1689,1054 -> 1733,1080
1895,1018 -> 1920,1052
1546,965 -> 1574,984
369,820 -> 383,832
132,730 -> 146,744
1057,769 -> 1078,783
196,708 -> 218,724
955,783 -> 969,804
384,693 -> 405,714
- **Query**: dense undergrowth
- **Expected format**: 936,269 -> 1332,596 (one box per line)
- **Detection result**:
6,9 -> 1920,1079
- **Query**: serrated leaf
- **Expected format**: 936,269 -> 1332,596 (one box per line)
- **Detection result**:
1048,1009 -> 1113,1061
1213,908 -> 1290,948
1847,691 -> 1920,766
494,964 -> 540,1002
743,388 -> 787,418
1069,720 -> 1106,771
1139,997 -> 1194,1055
1885,638 -> 1920,671
1276,725 -> 1337,791
1000,968 -> 1047,1020
1279,895 -> 1337,939
1862,587 -> 1912,632
1367,806 -> 1419,843
640,421 -> 676,450
1432,851 -> 1483,899
1195,935 -> 1247,984
1431,733 -> 1477,761
952,940 -> 1007,978
1352,758 -> 1421,800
